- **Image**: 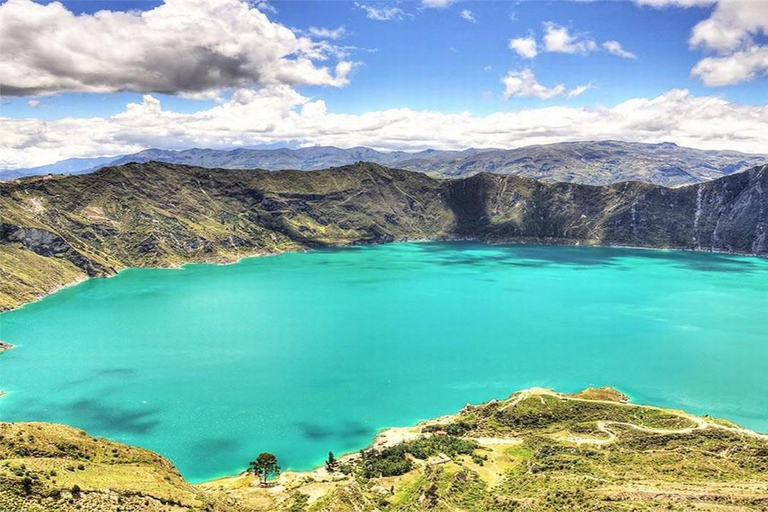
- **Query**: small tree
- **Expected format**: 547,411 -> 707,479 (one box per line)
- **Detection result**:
248,453 -> 280,486
325,451 -> 338,473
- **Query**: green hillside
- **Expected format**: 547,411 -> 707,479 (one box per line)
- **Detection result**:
2,388 -> 767,511
2,162 -> 767,310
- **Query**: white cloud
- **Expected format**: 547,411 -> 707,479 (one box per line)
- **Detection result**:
543,22 -> 599,55
689,0 -> 768,53
2,87 -> 767,169
692,46 -> 768,86
251,0 -> 277,13
27,100 -> 40,108
354,2 -> 408,21
638,0 -> 768,86
519,23 -> 634,59
602,40 -> 637,59
502,69 -> 590,100
421,0 -> 455,8
509,37 -> 538,59
307,26 -> 347,40
689,0 -> 768,85
0,0 -> 353,96
566,83 -> 596,98
460,9 -> 476,23
634,0 -> 715,8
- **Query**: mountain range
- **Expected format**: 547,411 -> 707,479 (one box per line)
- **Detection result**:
1,161 -> 766,310
3,141 -> 766,186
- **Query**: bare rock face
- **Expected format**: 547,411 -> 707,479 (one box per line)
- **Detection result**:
0,224 -> 70,256
0,224 -> 113,277
442,164 -> 768,254
1,161 -> 766,309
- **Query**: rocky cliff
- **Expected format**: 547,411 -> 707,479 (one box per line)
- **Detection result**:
1,161 -> 766,310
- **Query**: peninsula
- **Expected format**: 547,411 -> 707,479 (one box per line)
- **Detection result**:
2,387 -> 766,511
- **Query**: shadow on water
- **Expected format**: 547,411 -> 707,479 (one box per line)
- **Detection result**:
13,396 -> 160,435
191,437 -> 242,457
295,420 -> 372,442
65,399 -> 160,434
412,241 -> 764,274
59,367 -> 138,390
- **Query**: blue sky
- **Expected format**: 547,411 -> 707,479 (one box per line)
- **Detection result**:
1,0 -> 767,168
2,0 -> 758,118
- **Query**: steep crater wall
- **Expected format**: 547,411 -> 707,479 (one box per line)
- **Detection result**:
1,162 -> 766,310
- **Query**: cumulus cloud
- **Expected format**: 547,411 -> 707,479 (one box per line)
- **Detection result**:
502,70 -> 565,100
502,69 -> 587,100
27,100 -> 40,108
354,2 -> 408,21
638,0 -> 768,86
0,0 -> 353,96
2,87 -> 767,169
509,37 -> 538,59
514,23 -> 635,59
693,46 -> 768,86
603,40 -> 638,59
688,0 -> 768,53
460,9 -> 476,23
543,22 -> 599,55
689,0 -> 768,85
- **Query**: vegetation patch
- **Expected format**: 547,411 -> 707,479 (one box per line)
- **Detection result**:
3,387 -> 767,511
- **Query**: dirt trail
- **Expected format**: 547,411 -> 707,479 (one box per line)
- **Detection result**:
519,388 -> 768,445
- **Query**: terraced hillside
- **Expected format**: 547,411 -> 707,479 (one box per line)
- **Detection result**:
1,161 -> 767,310
2,388 -> 767,511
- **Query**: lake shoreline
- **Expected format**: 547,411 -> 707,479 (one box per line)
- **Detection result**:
6,385 -> 768,510
3,240 -> 767,484
2,236 -> 765,314
197,386 -> 768,500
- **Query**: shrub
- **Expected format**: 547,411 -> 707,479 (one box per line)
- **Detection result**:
358,436 -> 478,478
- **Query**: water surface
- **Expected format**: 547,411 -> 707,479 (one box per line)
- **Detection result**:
1,242 -> 767,482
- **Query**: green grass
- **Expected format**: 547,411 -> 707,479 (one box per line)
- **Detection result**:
2,389 -> 767,511
0,422 -> 235,512
0,245 -> 85,311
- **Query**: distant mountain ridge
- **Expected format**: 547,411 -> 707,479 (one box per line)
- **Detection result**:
3,141 -> 766,186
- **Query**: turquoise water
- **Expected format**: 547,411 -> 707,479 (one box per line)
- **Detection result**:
1,242 -> 768,482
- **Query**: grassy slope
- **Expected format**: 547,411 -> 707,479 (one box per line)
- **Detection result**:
2,162 -> 767,310
0,246 -> 85,310
0,162 -> 450,310
3,388 -> 767,512
0,422 -> 237,512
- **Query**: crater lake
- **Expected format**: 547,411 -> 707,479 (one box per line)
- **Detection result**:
1,242 -> 767,482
